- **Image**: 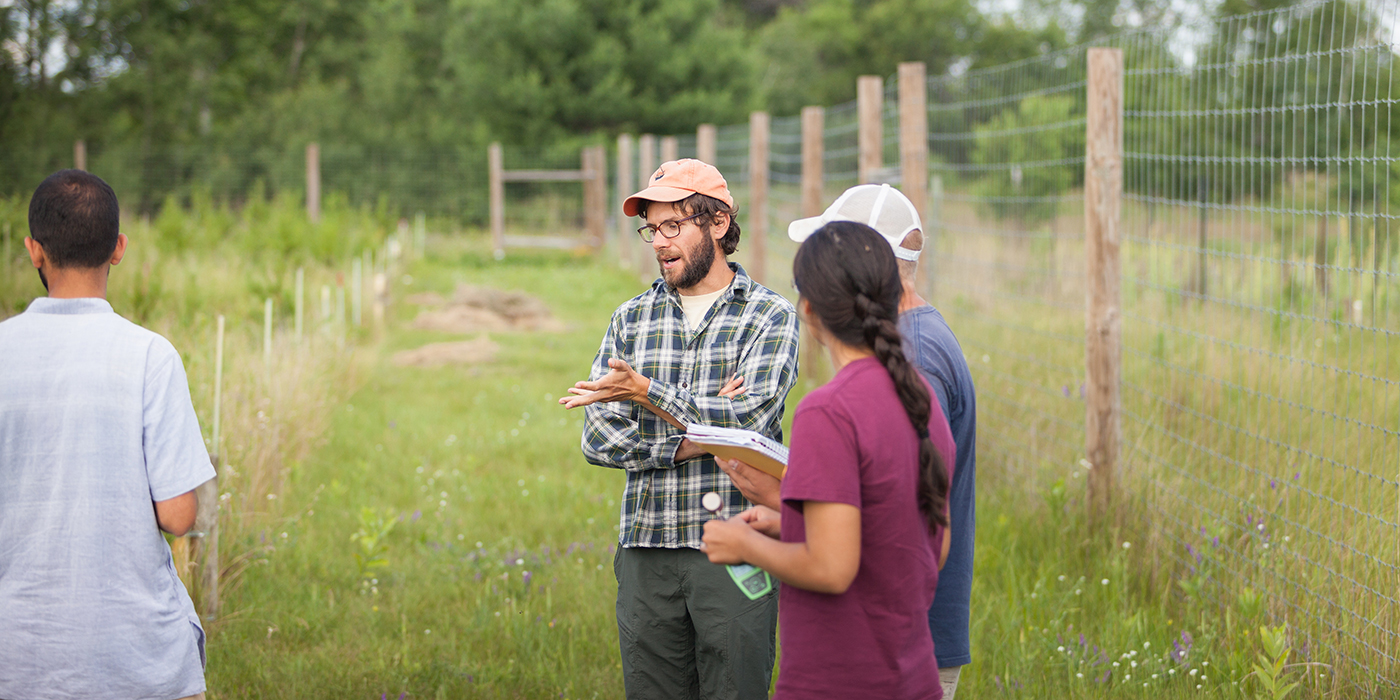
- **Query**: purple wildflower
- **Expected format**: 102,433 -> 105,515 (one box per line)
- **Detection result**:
411,510 -> 421,522
523,570 -> 533,590
1062,385 -> 1071,397
1171,630 -> 1193,664
1270,479 -> 1277,490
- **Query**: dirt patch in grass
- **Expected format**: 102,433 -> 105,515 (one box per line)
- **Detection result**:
390,335 -> 499,367
408,284 -> 565,334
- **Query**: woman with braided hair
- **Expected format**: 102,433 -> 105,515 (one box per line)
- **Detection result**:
702,220 -> 955,699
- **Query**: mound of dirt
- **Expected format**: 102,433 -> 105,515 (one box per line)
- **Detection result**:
404,291 -> 447,307
409,284 -> 564,334
390,335 -> 499,368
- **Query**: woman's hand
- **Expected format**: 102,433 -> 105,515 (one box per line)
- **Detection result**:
701,517 -> 760,565
717,458 -> 781,510
736,505 -> 781,539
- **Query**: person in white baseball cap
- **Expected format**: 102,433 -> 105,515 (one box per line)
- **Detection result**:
786,183 -> 924,263
723,182 -> 980,700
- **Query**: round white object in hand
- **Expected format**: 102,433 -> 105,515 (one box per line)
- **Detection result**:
701,491 -> 723,514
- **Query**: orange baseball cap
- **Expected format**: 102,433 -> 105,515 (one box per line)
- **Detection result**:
623,159 -> 734,217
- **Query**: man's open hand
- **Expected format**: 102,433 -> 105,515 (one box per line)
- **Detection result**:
559,358 -> 648,409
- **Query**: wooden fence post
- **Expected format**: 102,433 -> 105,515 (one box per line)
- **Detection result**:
638,135 -> 658,281
583,145 -> 607,247
697,124 -> 717,165
306,143 -> 321,225
192,465 -> 219,619
74,140 -> 87,171
928,175 -> 943,300
263,298 -> 273,362
488,142 -> 505,259
801,106 -> 825,218
858,75 -> 883,184
617,134 -> 635,268
660,136 -> 679,164
1196,176 -> 1209,297
294,268 -> 304,343
351,258 -> 362,327
1085,47 -> 1123,521
799,105 -> 827,384
899,62 -> 930,291
212,315 -> 225,458
749,111 -> 770,284
638,134 -> 657,186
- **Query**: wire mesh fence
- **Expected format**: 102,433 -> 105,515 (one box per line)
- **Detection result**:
1111,3 -> 1399,690
627,0 -> 1398,690
0,143 -> 488,225
4,0 -> 1396,687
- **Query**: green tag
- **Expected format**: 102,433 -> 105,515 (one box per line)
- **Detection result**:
727,563 -> 773,600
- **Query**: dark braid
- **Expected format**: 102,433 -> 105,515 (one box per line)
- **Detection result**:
794,221 -> 951,532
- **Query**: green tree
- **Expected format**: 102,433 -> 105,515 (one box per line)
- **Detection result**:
756,0 -> 982,115
970,94 -> 1081,229
439,0 -> 756,144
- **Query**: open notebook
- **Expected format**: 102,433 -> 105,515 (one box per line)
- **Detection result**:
685,424 -> 789,479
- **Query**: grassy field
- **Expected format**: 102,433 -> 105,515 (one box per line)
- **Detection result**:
3,190 -> 1378,696
191,236 -> 1359,700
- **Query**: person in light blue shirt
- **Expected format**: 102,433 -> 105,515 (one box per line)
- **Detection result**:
0,170 -> 215,700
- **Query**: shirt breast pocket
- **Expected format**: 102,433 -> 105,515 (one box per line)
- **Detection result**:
698,331 -> 743,389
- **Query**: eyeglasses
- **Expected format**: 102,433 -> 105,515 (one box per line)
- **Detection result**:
637,212 -> 704,242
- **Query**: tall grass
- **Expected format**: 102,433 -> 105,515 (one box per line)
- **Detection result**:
676,180 -> 1397,697
0,191 -> 390,614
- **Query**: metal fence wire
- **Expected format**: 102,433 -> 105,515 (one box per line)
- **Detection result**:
4,0 -> 1397,688
638,0 -> 1398,691
1109,4 -> 1399,691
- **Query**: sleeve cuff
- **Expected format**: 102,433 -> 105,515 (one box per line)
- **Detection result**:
645,379 -> 701,426
650,433 -> 685,468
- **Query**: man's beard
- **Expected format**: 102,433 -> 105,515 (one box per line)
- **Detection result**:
661,235 -> 716,291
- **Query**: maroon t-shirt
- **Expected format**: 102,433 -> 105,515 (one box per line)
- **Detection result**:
775,356 -> 956,700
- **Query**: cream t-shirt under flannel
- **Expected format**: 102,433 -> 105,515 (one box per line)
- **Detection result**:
581,263 -> 800,548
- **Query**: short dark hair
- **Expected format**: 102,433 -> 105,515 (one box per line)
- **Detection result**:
28,169 -> 121,268
638,193 -> 741,255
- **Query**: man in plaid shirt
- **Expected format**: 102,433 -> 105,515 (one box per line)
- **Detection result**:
561,159 -> 799,699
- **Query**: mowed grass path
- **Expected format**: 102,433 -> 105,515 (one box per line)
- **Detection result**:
206,246 -> 649,699
206,242 -> 1255,699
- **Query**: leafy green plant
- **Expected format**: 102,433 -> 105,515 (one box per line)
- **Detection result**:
350,507 -> 399,582
1248,623 -> 1299,700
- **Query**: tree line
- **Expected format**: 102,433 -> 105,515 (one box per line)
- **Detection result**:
5,0 -> 1389,229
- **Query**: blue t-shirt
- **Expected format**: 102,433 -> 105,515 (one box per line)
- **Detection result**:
0,298 -> 214,700
900,305 -> 976,669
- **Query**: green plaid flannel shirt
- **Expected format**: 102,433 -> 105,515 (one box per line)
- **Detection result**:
581,263 -> 800,549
